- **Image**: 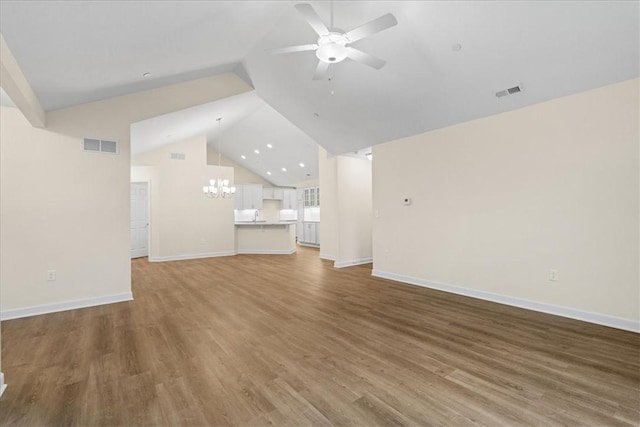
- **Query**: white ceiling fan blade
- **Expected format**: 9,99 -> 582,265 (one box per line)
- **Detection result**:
268,44 -> 319,54
345,47 -> 386,69
312,61 -> 330,81
345,13 -> 398,43
295,3 -> 330,36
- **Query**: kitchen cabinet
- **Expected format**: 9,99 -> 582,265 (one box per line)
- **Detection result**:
301,222 -> 320,246
234,186 -> 244,210
263,187 -> 284,200
282,189 -> 297,210
303,186 -> 320,207
235,184 -> 263,210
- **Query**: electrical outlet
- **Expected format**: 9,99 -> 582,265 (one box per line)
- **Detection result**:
47,270 -> 56,281
550,269 -> 558,281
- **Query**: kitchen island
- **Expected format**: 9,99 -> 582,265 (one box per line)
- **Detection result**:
234,221 -> 297,254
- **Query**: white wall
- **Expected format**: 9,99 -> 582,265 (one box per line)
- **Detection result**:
319,147 -> 373,266
132,135 -> 235,261
0,73 -> 252,316
372,78 -> 639,330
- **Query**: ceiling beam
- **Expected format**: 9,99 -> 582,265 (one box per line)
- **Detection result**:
0,33 -> 45,128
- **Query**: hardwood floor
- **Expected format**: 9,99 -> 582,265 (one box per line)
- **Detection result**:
1,246 -> 638,426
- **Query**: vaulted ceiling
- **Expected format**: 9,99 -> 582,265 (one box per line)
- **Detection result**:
1,1 -> 638,186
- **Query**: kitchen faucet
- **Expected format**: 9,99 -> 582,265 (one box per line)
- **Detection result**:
253,210 -> 259,222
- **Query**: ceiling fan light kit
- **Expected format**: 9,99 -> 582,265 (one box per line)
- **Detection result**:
316,33 -> 348,63
270,3 -> 398,80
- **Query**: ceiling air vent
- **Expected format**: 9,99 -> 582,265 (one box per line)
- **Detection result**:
170,152 -> 186,160
496,85 -> 523,98
83,138 -> 119,154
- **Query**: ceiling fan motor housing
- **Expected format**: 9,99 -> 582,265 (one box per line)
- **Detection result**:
316,32 -> 348,63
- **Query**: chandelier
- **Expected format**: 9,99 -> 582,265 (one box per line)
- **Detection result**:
203,117 -> 236,198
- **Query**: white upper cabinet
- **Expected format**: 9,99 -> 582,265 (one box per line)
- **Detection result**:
234,185 -> 244,210
282,189 -> 297,210
303,187 -> 320,207
235,184 -> 263,210
263,187 -> 284,200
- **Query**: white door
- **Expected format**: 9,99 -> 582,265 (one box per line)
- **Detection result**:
130,182 -> 149,258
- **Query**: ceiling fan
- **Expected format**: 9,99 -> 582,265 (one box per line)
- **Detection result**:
270,3 -> 398,80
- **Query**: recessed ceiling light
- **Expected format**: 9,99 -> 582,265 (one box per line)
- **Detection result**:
267,144 -> 273,148
254,149 -> 260,154
241,155 -> 246,159
299,163 -> 305,168
143,72 -> 151,77
281,167 -> 287,172
452,43 -> 462,52
267,171 -> 272,175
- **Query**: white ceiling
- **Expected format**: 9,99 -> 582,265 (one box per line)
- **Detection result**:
1,1 -> 638,182
0,87 -> 16,108
131,91 -> 319,186
130,91 -> 263,157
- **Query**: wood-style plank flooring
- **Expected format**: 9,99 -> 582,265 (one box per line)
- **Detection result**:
1,246 -> 639,426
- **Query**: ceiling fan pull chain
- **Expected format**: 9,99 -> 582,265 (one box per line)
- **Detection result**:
329,65 -> 335,95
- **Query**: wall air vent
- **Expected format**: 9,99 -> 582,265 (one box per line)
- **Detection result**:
496,85 -> 523,98
83,138 -> 119,154
170,152 -> 186,160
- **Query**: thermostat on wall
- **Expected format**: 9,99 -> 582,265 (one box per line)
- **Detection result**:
403,197 -> 412,206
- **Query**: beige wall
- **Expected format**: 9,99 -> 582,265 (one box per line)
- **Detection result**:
1,73 -> 252,314
296,178 -> 319,188
336,156 -> 373,266
319,147 -> 373,265
1,106 -> 131,310
319,147 -> 338,260
372,78 -> 639,328
132,136 -> 235,260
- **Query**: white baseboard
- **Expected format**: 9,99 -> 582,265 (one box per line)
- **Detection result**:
0,373 -> 6,398
319,253 -> 335,261
236,248 -> 296,255
149,251 -> 235,262
334,257 -> 373,268
1,292 -> 133,321
372,270 -> 639,333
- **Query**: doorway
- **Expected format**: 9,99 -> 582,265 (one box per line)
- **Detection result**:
130,182 -> 149,258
